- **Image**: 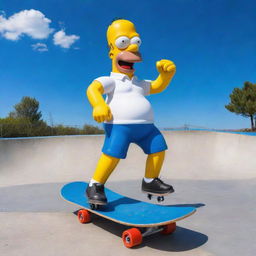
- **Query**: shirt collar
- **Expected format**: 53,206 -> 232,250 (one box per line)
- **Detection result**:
110,72 -> 137,82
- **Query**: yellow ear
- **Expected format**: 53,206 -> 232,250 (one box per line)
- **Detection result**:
108,43 -> 114,59
109,52 -> 114,59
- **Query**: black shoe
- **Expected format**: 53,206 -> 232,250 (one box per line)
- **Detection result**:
142,178 -> 174,195
86,183 -> 107,205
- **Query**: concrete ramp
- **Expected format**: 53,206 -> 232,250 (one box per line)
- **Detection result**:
1,131 -> 256,256
1,131 -> 255,186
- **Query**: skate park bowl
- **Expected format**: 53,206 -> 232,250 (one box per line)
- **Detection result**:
1,130 -> 256,256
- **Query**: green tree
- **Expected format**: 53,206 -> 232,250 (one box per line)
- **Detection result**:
225,82 -> 256,130
9,96 -> 42,123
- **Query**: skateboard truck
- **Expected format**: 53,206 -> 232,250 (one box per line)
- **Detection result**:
147,193 -> 165,202
142,226 -> 164,237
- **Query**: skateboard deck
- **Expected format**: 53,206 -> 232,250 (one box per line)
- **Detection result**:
61,181 -> 196,227
61,181 -> 196,248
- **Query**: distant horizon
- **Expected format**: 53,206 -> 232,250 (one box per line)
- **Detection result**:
1,0 -> 255,130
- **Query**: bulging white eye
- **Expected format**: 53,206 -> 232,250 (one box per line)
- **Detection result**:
115,36 -> 130,49
130,36 -> 142,46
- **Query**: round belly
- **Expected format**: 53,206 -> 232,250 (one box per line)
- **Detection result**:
108,94 -> 154,124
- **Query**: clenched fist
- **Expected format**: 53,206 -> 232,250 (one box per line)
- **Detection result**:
156,59 -> 176,79
93,104 -> 113,123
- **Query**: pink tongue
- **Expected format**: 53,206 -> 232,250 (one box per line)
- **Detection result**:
121,65 -> 131,69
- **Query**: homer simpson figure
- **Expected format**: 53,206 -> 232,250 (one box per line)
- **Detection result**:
86,19 -> 176,206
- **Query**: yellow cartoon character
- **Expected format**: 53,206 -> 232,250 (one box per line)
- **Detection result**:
86,19 -> 176,206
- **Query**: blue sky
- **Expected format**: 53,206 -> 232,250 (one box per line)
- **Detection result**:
0,0 -> 255,129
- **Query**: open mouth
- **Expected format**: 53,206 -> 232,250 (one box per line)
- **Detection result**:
118,60 -> 134,70
115,51 -> 142,73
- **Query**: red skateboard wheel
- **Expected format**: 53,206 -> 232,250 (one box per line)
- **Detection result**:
122,228 -> 143,248
77,209 -> 91,223
161,222 -> 176,235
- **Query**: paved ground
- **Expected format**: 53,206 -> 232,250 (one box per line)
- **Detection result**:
0,131 -> 256,256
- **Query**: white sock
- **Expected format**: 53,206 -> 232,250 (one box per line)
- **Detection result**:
89,179 -> 101,187
144,177 -> 154,183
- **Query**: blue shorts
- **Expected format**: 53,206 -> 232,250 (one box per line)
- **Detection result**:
102,123 -> 168,159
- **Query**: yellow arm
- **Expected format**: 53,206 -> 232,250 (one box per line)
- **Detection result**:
150,59 -> 176,95
86,80 -> 112,123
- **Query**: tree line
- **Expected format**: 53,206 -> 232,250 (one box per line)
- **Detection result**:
0,97 -> 104,138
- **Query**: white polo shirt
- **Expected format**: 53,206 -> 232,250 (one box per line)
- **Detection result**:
95,72 -> 154,124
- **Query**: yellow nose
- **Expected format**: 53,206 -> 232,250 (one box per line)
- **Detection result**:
126,44 -> 139,52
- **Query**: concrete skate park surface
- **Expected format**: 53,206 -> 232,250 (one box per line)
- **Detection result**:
1,131 -> 256,256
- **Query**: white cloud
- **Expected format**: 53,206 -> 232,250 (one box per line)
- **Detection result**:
31,43 -> 48,52
53,30 -> 79,49
0,9 -> 53,41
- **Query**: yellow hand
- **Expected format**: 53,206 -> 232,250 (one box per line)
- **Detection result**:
150,59 -> 176,94
156,59 -> 176,79
93,104 -> 113,123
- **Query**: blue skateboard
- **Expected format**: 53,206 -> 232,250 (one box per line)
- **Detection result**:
61,181 -> 196,248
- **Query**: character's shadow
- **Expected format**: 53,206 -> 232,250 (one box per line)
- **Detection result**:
143,225 -> 208,251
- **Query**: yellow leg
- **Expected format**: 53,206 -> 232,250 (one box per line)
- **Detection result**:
92,153 -> 120,184
145,151 -> 165,178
